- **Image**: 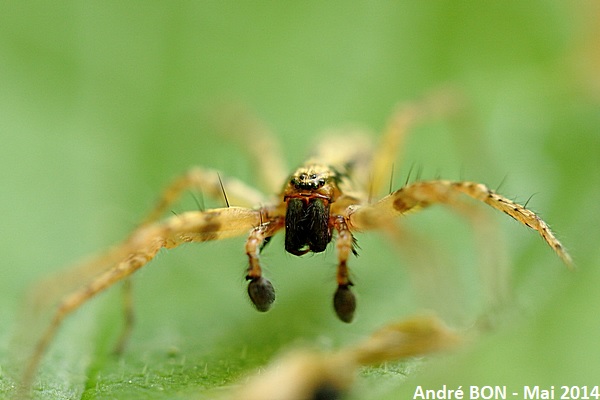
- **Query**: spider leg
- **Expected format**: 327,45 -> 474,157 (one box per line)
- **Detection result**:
17,207 -> 262,397
368,101 -> 426,199
215,105 -> 288,195
368,88 -> 461,199
348,180 -> 573,267
142,167 -> 267,224
245,216 -> 285,311
116,168 -> 265,353
236,120 -> 288,196
112,278 -> 135,355
332,215 -> 357,323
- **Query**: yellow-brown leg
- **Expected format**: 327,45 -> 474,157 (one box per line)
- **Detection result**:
214,104 -> 288,195
368,89 -> 461,199
349,180 -> 572,267
142,167 -> 266,224
124,169 -> 266,354
17,207 -> 262,398
18,231 -> 167,398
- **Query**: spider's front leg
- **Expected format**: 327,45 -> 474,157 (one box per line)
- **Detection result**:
245,216 -> 285,311
16,207 -> 263,398
349,180 -> 573,267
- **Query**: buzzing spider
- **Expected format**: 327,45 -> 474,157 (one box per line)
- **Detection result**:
15,93 -> 572,397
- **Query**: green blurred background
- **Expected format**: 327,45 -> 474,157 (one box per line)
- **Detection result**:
1,2 -> 599,399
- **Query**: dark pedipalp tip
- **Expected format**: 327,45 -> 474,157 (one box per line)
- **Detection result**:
333,285 -> 356,323
247,276 -> 275,312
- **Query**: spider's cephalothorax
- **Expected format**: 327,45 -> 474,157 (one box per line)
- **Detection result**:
283,164 -> 342,255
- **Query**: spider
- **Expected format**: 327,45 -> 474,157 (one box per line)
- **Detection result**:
15,93 -> 572,397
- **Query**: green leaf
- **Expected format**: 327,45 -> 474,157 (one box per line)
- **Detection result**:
2,1 -> 598,399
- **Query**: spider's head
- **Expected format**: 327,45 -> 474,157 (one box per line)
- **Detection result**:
286,164 -> 341,195
289,167 -> 328,191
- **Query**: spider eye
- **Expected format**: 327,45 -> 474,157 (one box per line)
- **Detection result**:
318,179 -> 326,187
310,174 -> 317,179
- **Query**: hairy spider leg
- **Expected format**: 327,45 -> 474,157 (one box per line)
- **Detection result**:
11,238 -> 146,395
368,88 -> 462,199
349,180 -> 572,267
17,207 -> 262,398
349,195 -> 510,323
109,168 -> 268,352
368,102 -> 425,200
142,167 -> 267,224
215,104 -> 289,194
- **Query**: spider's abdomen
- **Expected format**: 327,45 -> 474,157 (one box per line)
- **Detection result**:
285,197 -> 332,255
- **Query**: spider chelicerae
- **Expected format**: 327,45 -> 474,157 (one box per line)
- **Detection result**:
15,93 -> 572,396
